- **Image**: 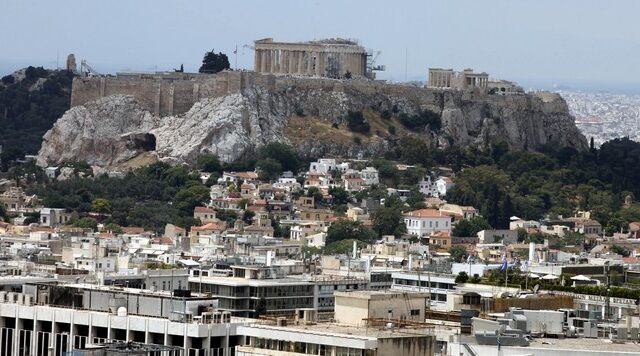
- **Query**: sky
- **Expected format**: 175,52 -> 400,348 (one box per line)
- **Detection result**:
1,0 -> 639,93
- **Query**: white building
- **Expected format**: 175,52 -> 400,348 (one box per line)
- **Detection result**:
391,271 -> 457,305
403,209 -> 452,237
309,158 -> 336,174
360,167 -> 379,186
418,175 -> 439,197
435,177 -> 454,197
477,229 -> 518,244
39,208 -> 71,227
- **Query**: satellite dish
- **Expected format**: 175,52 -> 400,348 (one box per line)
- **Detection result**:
533,284 -> 540,294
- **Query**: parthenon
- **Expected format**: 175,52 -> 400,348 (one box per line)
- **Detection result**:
254,38 -> 368,78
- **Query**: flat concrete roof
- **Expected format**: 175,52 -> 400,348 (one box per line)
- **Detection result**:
188,276 -> 314,287
334,290 -> 430,300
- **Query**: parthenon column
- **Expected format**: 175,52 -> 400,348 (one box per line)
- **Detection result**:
288,51 -> 296,74
261,50 -> 268,73
270,50 -> 276,73
307,52 -> 313,75
295,52 -> 302,74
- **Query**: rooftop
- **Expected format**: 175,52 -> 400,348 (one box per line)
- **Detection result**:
403,209 -> 447,218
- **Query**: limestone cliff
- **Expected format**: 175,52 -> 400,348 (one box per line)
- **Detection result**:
37,79 -> 587,169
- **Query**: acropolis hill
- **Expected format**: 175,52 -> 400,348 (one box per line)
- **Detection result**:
38,40 -> 587,169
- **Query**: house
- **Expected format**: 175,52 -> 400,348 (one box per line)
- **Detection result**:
220,171 -> 259,185
296,196 -> 315,209
297,208 -> 335,222
429,231 -> 452,250
403,209 -> 452,237
193,206 -> 217,223
45,166 -> 59,179
240,183 -> 258,198
439,204 -> 478,220
344,176 -> 364,191
477,229 -> 518,244
509,218 -> 540,230
417,175 -> 439,197
309,158 -> 337,174
360,167 -> 379,186
39,208 -> 71,227
573,219 -> 602,235
304,173 -> 332,187
290,221 -> 326,241
435,176 -> 454,197
190,221 -> 225,238
630,222 -> 640,238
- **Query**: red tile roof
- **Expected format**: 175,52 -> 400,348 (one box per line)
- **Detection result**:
194,206 -> 216,214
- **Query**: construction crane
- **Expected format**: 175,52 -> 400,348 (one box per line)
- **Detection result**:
366,50 -> 385,79
80,60 -> 101,77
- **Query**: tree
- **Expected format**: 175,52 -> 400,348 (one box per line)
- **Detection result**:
306,187 -> 323,205
242,210 -> 255,225
326,220 -> 376,245
406,187 -> 426,209
105,222 -> 124,234
91,198 -> 112,214
371,206 -> 406,237
455,272 -> 469,284
452,216 -> 491,237
346,111 -> 370,133
196,154 -> 222,174
256,158 -> 283,181
323,239 -> 369,255
73,217 -> 98,231
174,184 -> 210,214
329,186 -> 350,205
258,143 -> 300,173
199,50 -> 230,74
611,245 -> 631,257
449,246 -> 467,263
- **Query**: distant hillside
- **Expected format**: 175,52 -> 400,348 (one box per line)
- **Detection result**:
0,67 -> 74,169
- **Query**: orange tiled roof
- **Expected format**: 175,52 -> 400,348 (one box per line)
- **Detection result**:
403,209 -> 445,218
194,206 -> 216,214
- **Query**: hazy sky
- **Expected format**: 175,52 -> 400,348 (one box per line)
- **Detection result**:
1,0 -> 639,92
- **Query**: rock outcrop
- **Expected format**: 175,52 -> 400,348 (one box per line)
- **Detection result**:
37,78 -> 587,169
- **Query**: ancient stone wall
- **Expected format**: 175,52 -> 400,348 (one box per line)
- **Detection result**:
70,71 -> 276,116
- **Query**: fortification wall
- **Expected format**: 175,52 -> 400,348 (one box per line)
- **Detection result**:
70,71 -> 276,116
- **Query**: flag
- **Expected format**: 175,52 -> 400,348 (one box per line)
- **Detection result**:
500,255 -> 508,272
233,45 -> 237,55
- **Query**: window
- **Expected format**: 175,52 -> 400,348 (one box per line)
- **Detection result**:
410,309 -> 420,316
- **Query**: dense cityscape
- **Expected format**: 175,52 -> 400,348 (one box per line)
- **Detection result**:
562,90 -> 640,147
1,2 -> 640,356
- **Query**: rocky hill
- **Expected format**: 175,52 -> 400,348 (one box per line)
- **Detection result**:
37,77 -> 587,169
